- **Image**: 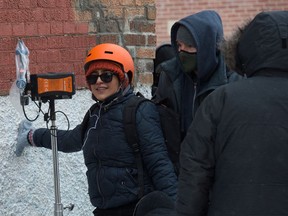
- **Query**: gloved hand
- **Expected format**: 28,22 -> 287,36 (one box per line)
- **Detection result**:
15,119 -> 34,156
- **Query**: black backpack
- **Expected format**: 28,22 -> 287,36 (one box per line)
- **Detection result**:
81,93 -> 181,198
124,93 -> 181,165
123,93 -> 181,197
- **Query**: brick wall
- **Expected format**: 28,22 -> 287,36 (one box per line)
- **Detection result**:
156,0 -> 288,45
0,0 -> 156,95
2,0 -> 287,95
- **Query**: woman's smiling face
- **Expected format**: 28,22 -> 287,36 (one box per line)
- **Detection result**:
87,70 -> 120,101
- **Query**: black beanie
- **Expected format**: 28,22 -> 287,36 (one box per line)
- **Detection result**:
154,44 -> 175,70
176,25 -> 196,47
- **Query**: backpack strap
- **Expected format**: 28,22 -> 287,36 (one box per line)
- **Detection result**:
81,96 -> 149,198
123,95 -> 149,199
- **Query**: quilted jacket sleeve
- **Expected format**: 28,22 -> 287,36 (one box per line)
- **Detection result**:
32,124 -> 83,153
136,101 -> 178,200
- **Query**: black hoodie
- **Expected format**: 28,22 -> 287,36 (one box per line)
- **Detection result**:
237,11 -> 288,76
153,10 -> 241,139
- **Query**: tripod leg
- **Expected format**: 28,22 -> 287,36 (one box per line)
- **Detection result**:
50,100 -> 63,216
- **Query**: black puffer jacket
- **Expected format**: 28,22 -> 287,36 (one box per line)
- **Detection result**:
33,88 -> 177,209
177,11 -> 288,216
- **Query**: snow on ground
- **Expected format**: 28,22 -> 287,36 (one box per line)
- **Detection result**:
0,84 -> 151,216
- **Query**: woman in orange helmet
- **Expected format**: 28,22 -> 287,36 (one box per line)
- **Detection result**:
16,43 -> 177,216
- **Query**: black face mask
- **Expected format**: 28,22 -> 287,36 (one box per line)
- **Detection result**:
178,51 -> 197,77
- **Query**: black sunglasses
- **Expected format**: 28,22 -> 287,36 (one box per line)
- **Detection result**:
86,72 -> 116,84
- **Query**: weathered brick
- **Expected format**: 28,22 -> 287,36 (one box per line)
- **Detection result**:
31,8 -> 45,22
124,34 -> 146,46
73,63 -> 85,76
147,35 -> 157,46
136,47 -> 155,59
75,22 -> 89,33
0,37 -> 18,51
2,0 -> 18,9
107,7 -> 124,18
37,0 -> 56,8
18,0 -> 33,8
69,36 -> 96,48
102,0 -> 134,6
0,23 -> 12,36
47,36 -> 66,49
137,72 -> 153,85
135,0 -> 154,6
25,22 -> 38,36
123,7 -> 145,19
98,19 -> 122,32
35,50 -> 59,63
56,0 -> 71,7
146,6 -> 156,20
51,22 -> 63,34
12,23 -> 25,36
74,11 -> 92,22
43,8 -> 69,21
38,22 -> 51,35
63,22 -> 76,34
75,74 -> 88,88
0,51 -> 14,66
60,49 -> 83,62
96,34 -> 120,44
130,20 -> 155,33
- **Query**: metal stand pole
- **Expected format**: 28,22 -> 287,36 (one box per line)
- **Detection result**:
49,99 -> 63,216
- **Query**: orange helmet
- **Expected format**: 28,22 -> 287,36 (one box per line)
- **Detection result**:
84,43 -> 135,82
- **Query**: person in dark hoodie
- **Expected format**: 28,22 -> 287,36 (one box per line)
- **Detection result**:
177,10 -> 288,216
151,43 -> 175,96
152,10 -> 242,146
